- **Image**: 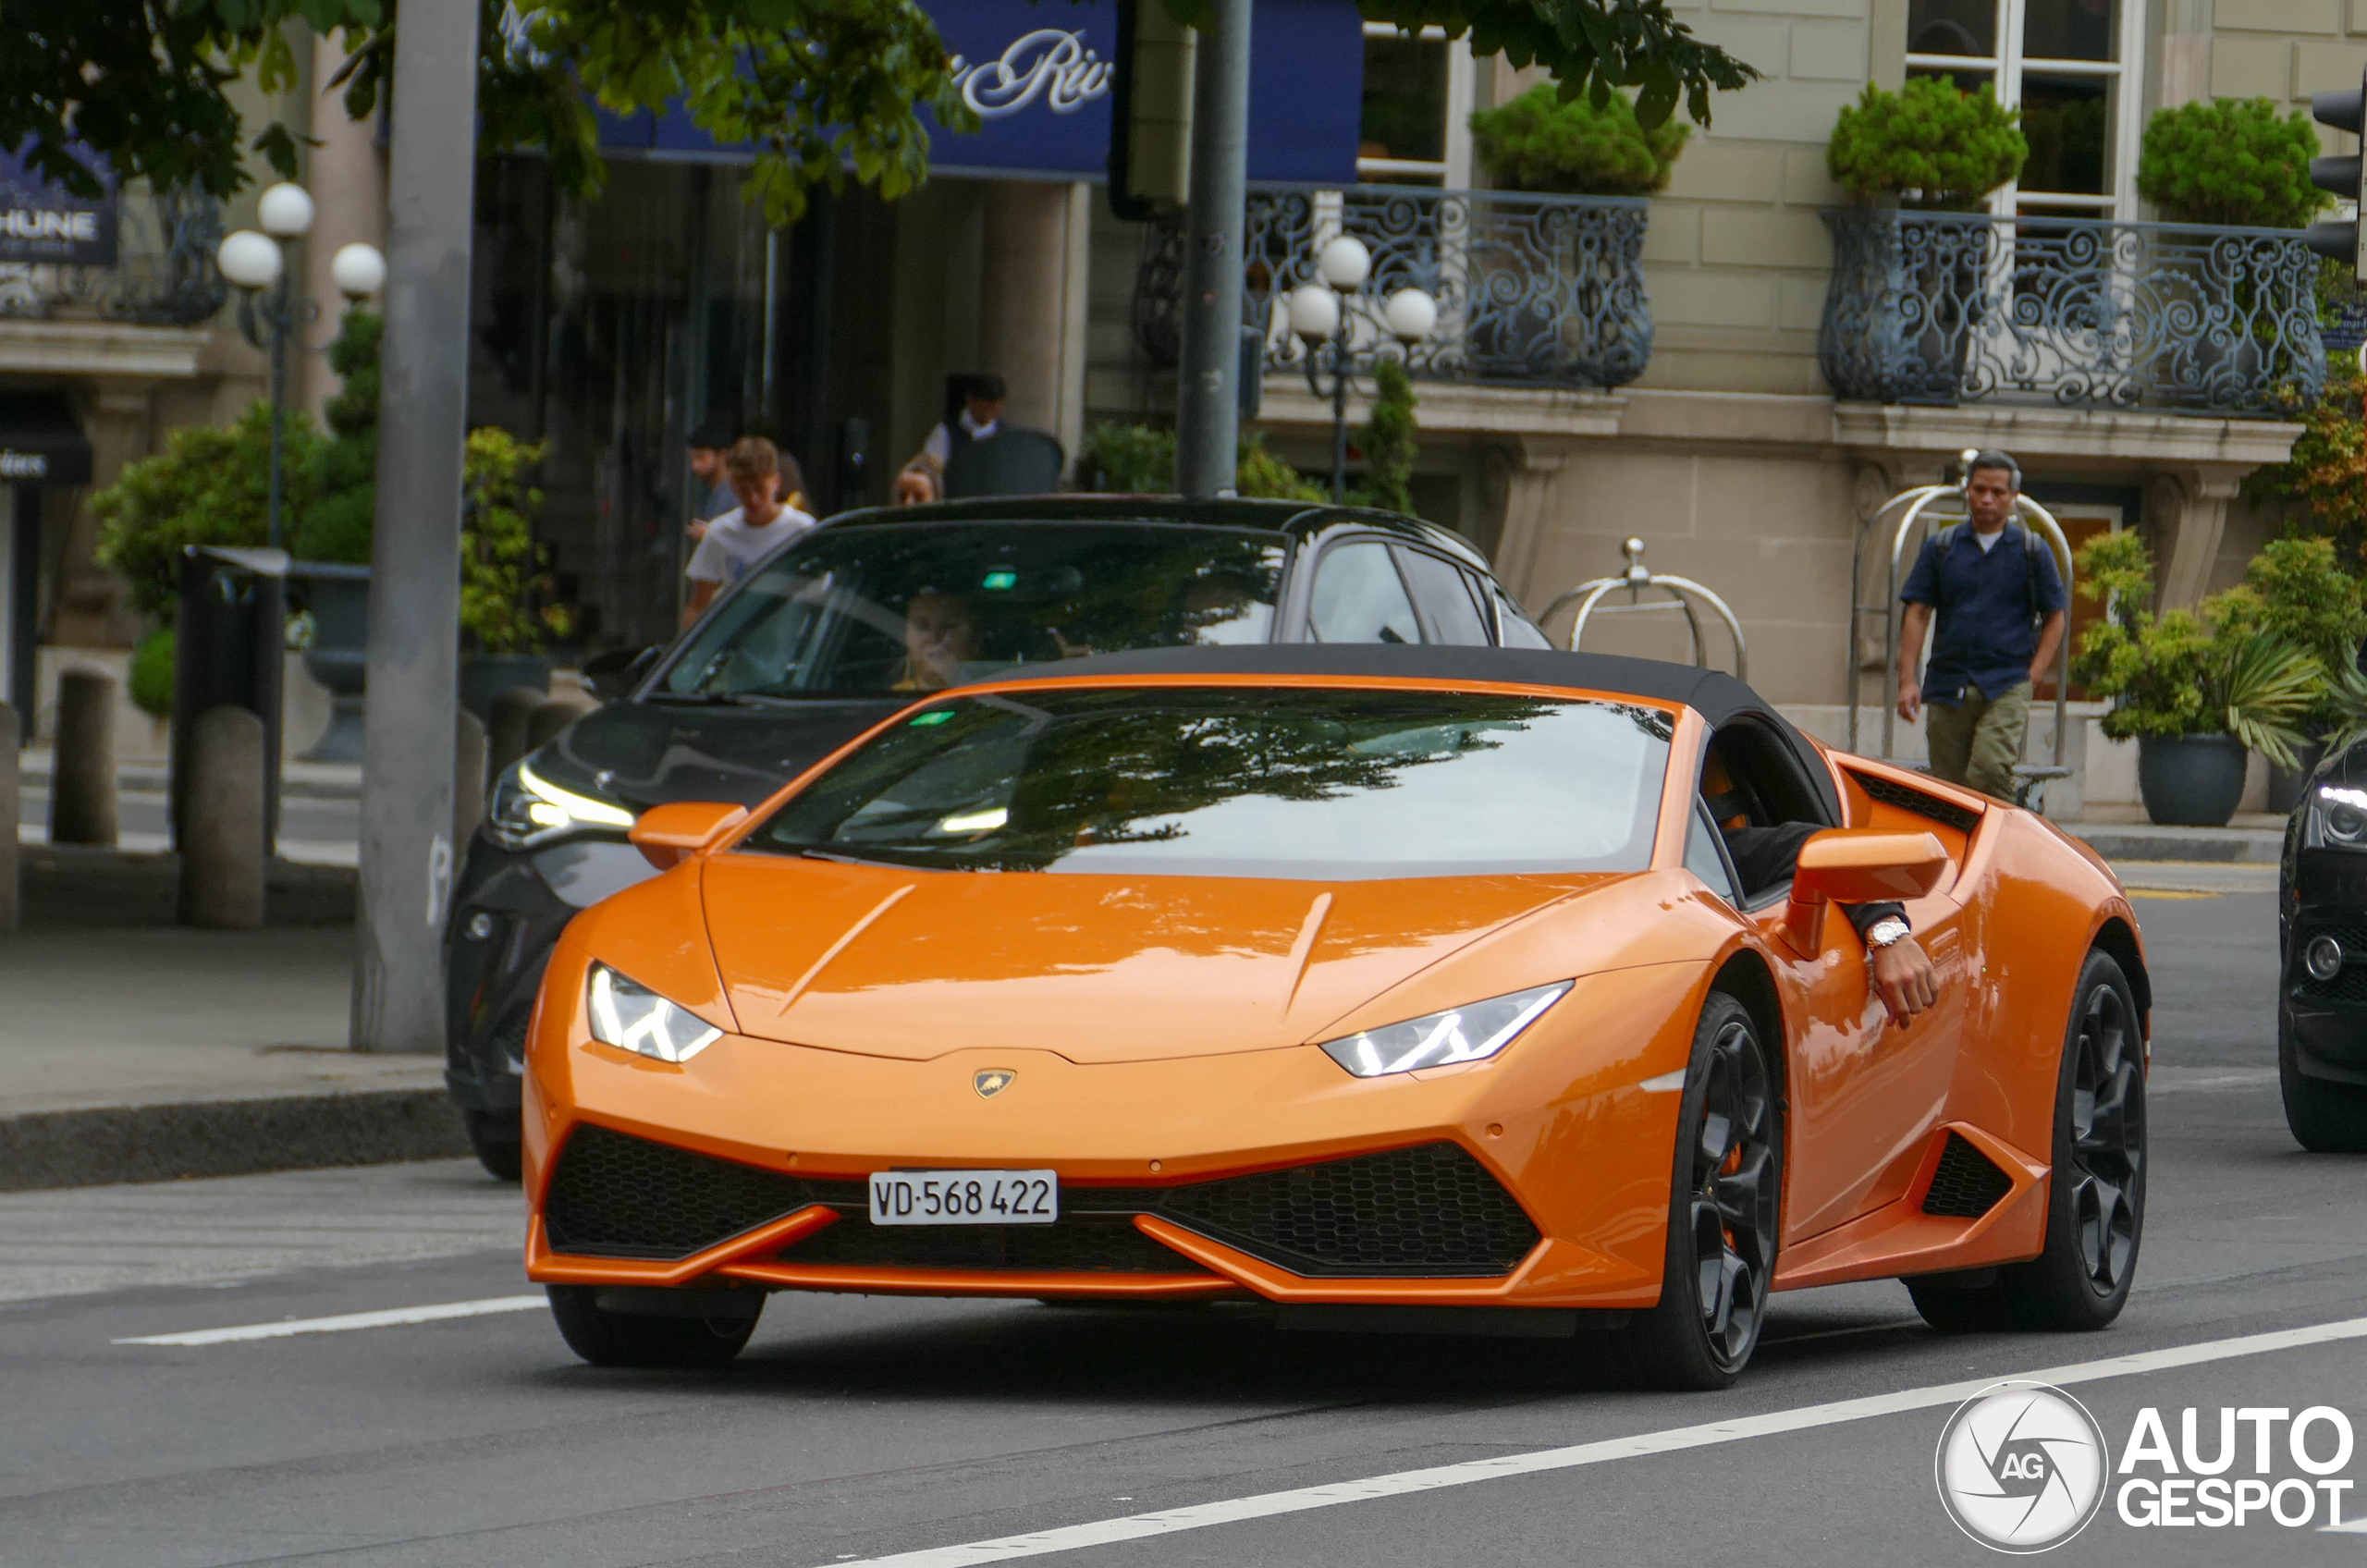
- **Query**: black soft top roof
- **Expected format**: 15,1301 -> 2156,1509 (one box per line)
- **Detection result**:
998,644 -> 1841,820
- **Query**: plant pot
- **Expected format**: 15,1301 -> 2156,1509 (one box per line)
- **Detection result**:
2267,740 -> 2329,816
2137,733 -> 2249,827
293,564 -> 371,765
460,655 -> 551,721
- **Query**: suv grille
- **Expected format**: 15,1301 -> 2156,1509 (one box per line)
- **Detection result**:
545,1128 -> 1539,1277
1920,1133 -> 2014,1219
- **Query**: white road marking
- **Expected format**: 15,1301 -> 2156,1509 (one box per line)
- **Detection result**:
115,1294 -> 546,1346
821,1316 -> 2367,1568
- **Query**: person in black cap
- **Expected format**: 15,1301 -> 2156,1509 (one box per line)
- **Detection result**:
686,415 -> 738,543
895,373 -> 1006,505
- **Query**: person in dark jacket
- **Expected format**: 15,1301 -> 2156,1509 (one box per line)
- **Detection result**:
1895,450 -> 2067,802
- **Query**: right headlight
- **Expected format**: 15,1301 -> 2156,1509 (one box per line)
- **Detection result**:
2316,785 -> 2367,848
485,759 -> 636,850
1318,981 -> 1573,1078
586,964 -> 722,1062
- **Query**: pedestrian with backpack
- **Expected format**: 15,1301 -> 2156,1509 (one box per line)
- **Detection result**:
1895,450 -> 2067,802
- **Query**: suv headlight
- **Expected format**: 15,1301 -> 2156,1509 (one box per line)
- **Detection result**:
2317,786 -> 2367,848
1318,981 -> 1572,1078
485,759 -> 636,850
586,964 -> 722,1062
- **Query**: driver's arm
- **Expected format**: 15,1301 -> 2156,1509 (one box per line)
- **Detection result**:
1720,821 -> 1937,1026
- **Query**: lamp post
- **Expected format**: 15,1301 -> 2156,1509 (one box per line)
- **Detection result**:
216,184 -> 386,550
1286,235 -> 1435,504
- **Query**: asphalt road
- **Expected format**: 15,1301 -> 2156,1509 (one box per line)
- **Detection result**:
9,889 -> 2367,1567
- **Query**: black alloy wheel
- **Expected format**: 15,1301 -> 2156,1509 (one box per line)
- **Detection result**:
462,1109 -> 523,1182
1628,992 -> 1781,1390
1909,949 -> 2145,1334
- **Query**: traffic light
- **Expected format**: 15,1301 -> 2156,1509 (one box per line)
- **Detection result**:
2307,69 -> 2366,284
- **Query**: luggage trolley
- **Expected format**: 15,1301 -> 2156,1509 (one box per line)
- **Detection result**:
1847,449 -> 2074,809
1537,536 -> 1747,680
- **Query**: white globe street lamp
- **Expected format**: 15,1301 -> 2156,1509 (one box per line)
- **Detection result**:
257,181 -> 316,239
1383,287 -> 1439,346
1317,235 -> 1371,292
1290,234 -> 1439,507
329,242 -> 387,299
1285,283 -> 1341,345
216,229 -> 284,291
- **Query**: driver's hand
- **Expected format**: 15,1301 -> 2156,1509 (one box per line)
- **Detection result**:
1870,936 -> 1938,1027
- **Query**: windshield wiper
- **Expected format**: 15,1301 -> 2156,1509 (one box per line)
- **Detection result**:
639,690 -> 757,706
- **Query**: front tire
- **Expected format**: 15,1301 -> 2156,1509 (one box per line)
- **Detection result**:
547,1286 -> 762,1367
462,1109 -> 522,1182
2279,1013 -> 2367,1153
1626,992 -> 1781,1390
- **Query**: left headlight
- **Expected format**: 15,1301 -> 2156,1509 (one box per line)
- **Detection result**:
586,964 -> 722,1062
1318,981 -> 1573,1079
2316,785 -> 2367,849
485,759 -> 637,850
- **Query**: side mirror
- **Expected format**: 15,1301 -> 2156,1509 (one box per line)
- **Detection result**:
629,801 -> 749,869
1783,829 -> 1949,952
583,644 -> 662,703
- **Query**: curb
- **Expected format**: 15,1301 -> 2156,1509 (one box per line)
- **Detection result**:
0,1087 -> 471,1193
2064,827 -> 2283,864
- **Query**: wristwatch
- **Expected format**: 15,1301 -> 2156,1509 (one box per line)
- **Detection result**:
1864,916 -> 1913,950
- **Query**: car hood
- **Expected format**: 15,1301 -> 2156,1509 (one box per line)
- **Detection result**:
697,854 -> 1691,1064
532,696 -> 906,811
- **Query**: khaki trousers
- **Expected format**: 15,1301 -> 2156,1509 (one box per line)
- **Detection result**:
1925,680 -> 2030,802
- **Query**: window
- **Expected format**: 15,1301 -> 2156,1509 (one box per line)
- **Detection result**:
754,687 -> 1675,880
1393,548 -> 1493,645
1906,0 -> 2141,218
1686,801 -> 1743,905
1357,23 -> 1475,186
1308,541 -> 1424,644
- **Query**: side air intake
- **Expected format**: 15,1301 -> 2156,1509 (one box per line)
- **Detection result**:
1920,1132 -> 2014,1219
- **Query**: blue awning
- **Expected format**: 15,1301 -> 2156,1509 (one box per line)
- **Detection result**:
595,0 -> 1363,185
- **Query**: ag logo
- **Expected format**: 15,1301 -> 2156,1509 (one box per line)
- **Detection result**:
973,1069 -> 1017,1098
1935,1381 -> 2110,1552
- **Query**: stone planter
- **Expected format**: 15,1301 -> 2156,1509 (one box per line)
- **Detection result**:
2137,733 -> 2248,827
293,563 -> 371,764
460,654 -> 551,721
2267,740 -> 2328,816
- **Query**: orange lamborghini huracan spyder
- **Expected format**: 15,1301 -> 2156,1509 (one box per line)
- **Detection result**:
521,645 -> 2150,1388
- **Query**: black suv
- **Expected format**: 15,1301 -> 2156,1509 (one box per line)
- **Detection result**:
443,495 -> 1551,1176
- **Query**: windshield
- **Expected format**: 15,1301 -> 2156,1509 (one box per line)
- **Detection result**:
749,686 -> 1673,880
662,522 -> 1289,699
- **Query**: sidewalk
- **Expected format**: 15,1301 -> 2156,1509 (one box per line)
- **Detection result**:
18,749 -> 362,800
0,846 -> 462,1191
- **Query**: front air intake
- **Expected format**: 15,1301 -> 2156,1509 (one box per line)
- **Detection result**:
1920,1133 -> 2014,1219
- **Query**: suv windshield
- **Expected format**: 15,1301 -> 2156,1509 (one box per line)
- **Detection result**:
662,522 -> 1289,699
751,687 -> 1674,880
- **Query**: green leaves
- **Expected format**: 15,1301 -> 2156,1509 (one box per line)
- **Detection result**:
1468,80 -> 1688,196
2138,97 -> 2329,230
1827,77 -> 2026,211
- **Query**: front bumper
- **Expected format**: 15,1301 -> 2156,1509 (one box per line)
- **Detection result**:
521,960 -> 1707,1309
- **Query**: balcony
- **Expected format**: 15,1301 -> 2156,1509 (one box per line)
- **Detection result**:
1818,208 -> 2325,418
0,185 -> 228,328
1134,184 -> 1654,391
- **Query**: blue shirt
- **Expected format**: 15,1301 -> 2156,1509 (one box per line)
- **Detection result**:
1900,521 -> 2067,704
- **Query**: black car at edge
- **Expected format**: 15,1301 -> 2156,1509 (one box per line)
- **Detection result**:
2282,745 -> 2367,1151
443,495 -> 1553,1177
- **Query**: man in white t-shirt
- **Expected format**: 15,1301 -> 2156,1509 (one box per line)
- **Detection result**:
682,435 -> 816,627
895,372 -> 1004,504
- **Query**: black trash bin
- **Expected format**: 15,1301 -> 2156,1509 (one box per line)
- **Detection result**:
172,545 -> 288,852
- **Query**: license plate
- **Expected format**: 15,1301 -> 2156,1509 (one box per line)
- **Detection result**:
867,1170 -> 1059,1225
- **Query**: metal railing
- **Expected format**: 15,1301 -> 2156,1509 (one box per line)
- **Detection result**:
1134,184 -> 1655,390
0,185 -> 228,328
1818,208 -> 2325,417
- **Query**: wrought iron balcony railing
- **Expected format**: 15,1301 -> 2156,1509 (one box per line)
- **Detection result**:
0,185 -> 229,329
1134,184 -> 1654,391
1819,207 -> 2325,417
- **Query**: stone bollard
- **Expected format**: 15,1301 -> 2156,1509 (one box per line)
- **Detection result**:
49,668 -> 117,847
178,705 -> 267,930
454,708 -> 487,851
484,684 -> 545,782
0,701 -> 18,935
524,694 -> 594,752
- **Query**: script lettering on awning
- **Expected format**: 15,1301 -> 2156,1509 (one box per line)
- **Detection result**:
950,29 -> 1113,118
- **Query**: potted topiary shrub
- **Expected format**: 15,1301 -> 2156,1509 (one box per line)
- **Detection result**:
1820,78 -> 2027,402
2211,535 -> 2367,810
2136,98 -> 2331,406
1468,83 -> 1688,195
2075,532 -> 2319,826
458,427 -> 574,718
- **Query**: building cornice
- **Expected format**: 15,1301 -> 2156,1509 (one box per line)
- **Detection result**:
1831,400 -> 2304,471
0,319 -> 212,380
